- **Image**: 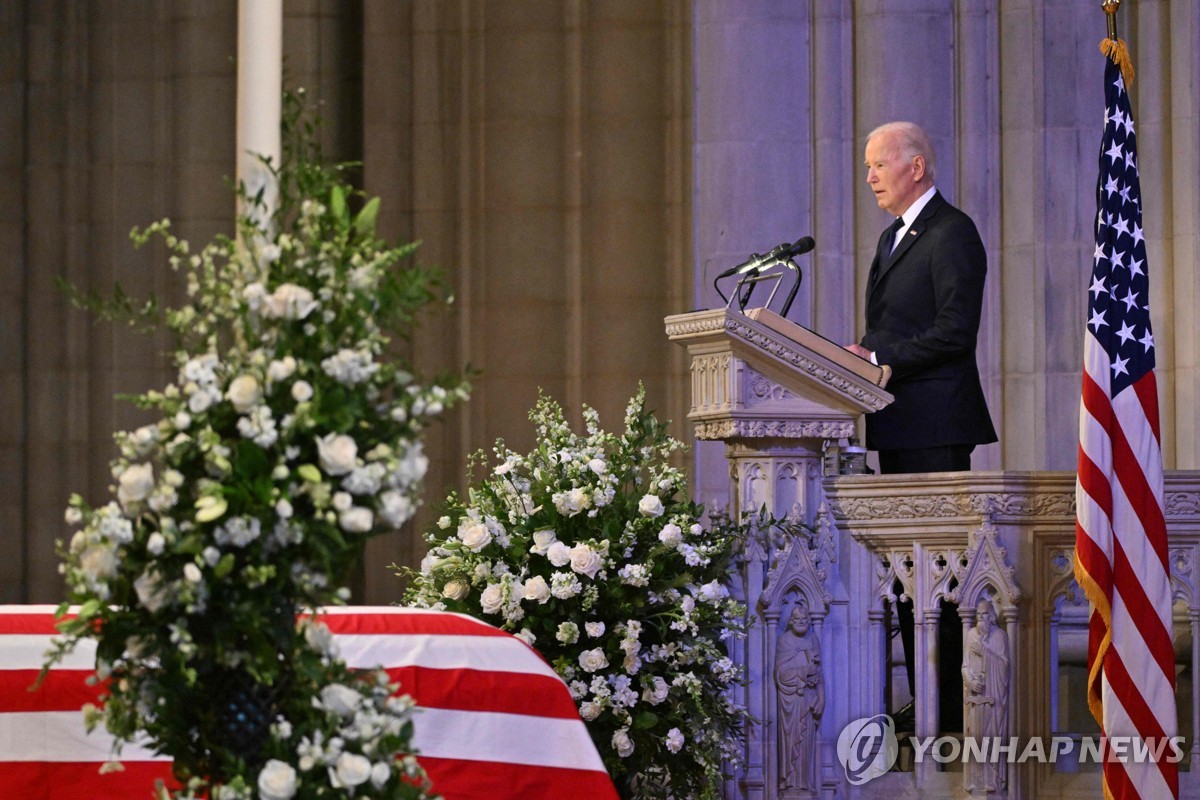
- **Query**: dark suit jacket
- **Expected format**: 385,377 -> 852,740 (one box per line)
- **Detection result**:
861,191 -> 997,451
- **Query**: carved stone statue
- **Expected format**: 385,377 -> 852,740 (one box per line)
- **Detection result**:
776,602 -> 825,792
962,599 -> 1010,793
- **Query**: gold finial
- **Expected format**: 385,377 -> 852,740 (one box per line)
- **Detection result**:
1102,0 -> 1120,41
1099,0 -> 1134,87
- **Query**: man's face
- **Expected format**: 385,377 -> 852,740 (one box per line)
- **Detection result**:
864,133 -> 924,217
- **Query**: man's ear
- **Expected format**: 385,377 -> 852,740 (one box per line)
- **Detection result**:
910,154 -> 927,182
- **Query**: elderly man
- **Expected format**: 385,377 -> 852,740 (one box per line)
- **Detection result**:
846,121 -> 997,474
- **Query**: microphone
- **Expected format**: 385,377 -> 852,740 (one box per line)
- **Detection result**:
717,236 -> 816,279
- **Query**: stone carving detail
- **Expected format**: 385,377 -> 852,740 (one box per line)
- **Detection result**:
829,491 -> 1076,522
1169,547 -> 1197,604
723,318 -> 892,410
775,602 -> 825,793
694,419 -> 854,441
1165,491 -> 1200,516
949,519 -> 1022,610
962,599 -> 1010,795
748,370 -> 792,402
875,550 -> 915,608
1047,548 -> 1088,609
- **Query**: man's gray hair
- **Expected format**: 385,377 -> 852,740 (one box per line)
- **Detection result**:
867,121 -> 936,182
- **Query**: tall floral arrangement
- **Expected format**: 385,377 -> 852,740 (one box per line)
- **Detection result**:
403,388 -> 747,800
47,91 -> 466,799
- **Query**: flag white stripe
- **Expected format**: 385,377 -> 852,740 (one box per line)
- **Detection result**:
410,707 -> 604,772
0,711 -> 168,763
1101,675 -> 1176,800
337,633 -> 557,677
0,637 -> 96,671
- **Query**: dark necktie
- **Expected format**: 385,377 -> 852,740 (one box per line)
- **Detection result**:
870,217 -> 905,291
883,216 -> 905,259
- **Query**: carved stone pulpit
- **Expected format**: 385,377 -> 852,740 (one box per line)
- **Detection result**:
666,308 -> 892,800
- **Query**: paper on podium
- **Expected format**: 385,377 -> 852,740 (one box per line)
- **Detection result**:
744,307 -> 891,389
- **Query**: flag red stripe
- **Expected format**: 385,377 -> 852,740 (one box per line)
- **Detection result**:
419,755 -> 620,800
386,665 -> 583,719
314,609 -> 515,638
0,761 -> 176,800
1108,539 -> 1176,685
0,670 -> 104,713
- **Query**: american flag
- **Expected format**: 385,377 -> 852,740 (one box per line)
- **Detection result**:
0,606 -> 618,800
1074,54 -> 1178,800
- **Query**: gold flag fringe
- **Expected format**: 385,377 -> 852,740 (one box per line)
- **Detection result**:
1100,37 -> 1135,87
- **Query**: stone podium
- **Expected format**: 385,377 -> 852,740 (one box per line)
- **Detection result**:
666,308 -> 892,800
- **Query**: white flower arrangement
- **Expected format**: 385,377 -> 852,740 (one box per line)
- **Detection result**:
46,92 -> 463,800
403,388 -> 747,799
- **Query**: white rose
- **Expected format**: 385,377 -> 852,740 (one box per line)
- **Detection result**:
146,532 -> 166,556
546,541 -> 572,567
658,523 -> 683,547
554,487 -> 590,516
585,621 -> 605,638
339,507 -> 374,533
612,728 -> 635,758
320,683 -> 362,717
226,374 -> 262,413
331,752 -> 372,788
292,381 -> 314,402
332,492 -> 353,512
698,579 -> 729,603
117,463 -> 155,507
458,520 -> 492,552
79,544 -> 118,580
276,499 -> 294,519
530,529 -> 557,555
244,282 -> 269,312
587,458 -> 607,474
267,356 -> 297,383
523,575 -> 551,604
174,411 -> 192,430
257,759 -> 298,800
638,495 -> 664,517
266,283 -> 318,320
133,569 -> 169,612
316,433 -> 358,476
480,583 -> 505,615
580,701 -> 602,721
568,544 -> 604,580
578,647 -> 609,673
642,676 -> 669,706
183,563 -> 203,584
370,761 -> 391,789
665,727 -> 685,753
304,621 -> 337,656
442,579 -> 470,601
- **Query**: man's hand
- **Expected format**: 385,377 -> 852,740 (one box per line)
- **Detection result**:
843,343 -> 872,360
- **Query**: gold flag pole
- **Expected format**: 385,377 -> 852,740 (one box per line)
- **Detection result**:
1100,0 -> 1135,85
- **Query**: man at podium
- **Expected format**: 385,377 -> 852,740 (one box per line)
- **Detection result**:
844,121 -> 997,474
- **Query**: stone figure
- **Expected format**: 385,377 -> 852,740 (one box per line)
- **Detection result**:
775,603 -> 825,792
962,599 -> 1010,793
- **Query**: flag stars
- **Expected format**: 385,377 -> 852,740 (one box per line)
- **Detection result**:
1089,308 -> 1108,331
1104,175 -> 1120,198
1139,329 -> 1155,353
1109,249 -> 1126,272
1111,355 -> 1130,377
1089,274 -> 1109,298
1115,321 -> 1137,346
1120,288 -> 1139,312
1093,242 -> 1108,264
1105,140 -> 1124,165
1131,222 -> 1145,247
1119,184 -> 1132,205
1128,257 -> 1145,278
1123,149 -> 1137,171
1113,72 -> 1125,95
1112,214 -> 1130,238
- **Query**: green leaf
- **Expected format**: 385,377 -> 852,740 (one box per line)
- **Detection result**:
330,185 -> 348,228
634,710 -> 659,730
214,553 -> 236,579
354,197 -> 380,238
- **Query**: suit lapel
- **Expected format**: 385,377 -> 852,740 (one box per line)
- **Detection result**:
871,192 -> 945,293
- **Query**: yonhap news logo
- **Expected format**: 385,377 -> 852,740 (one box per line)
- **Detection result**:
836,715 -> 899,784
835,715 -> 1186,785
